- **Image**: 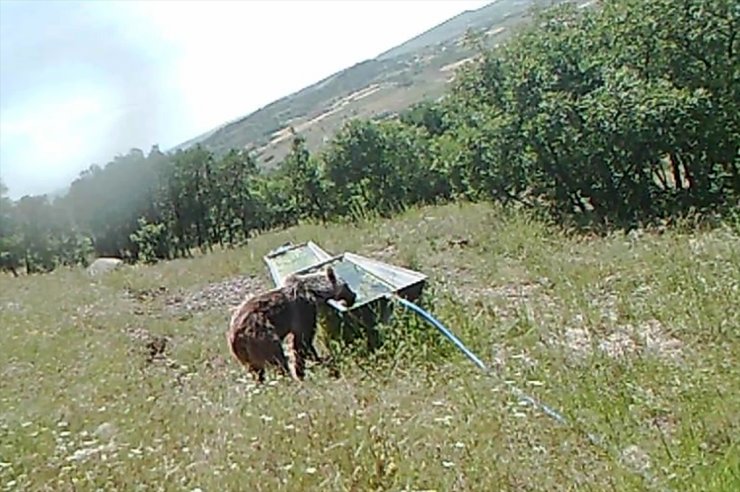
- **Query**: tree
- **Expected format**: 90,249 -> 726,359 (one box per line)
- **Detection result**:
322,119 -> 438,218
210,148 -> 260,244
281,134 -> 329,222
0,179 -> 22,276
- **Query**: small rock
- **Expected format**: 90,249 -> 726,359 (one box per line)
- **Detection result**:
94,422 -> 116,441
621,444 -> 651,472
447,237 -> 470,248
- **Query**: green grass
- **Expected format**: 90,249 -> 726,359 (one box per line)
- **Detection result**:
1,202 -> 738,491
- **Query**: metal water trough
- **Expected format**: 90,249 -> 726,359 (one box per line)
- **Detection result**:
263,241 -> 428,347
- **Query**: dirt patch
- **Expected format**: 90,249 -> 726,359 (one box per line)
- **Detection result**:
268,84 -> 384,147
597,320 -> 683,361
127,327 -> 170,363
126,326 -> 199,389
620,444 -> 652,474
462,279 -> 556,320
440,56 -> 477,73
124,285 -> 168,302
557,319 -> 684,362
478,280 -> 546,301
597,328 -> 637,359
561,327 -> 594,358
638,320 -> 684,359
367,243 -> 399,263
650,413 -> 679,438
165,274 -> 268,315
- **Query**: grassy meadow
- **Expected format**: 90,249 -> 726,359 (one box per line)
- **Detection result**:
1,202 -> 738,491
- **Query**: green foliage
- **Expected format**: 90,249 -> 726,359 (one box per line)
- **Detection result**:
442,0 -> 739,226
1,0 -> 737,275
0,180 -> 21,276
399,101 -> 449,136
129,218 -> 168,264
322,119 -> 440,219
280,135 -> 328,222
0,181 -> 93,274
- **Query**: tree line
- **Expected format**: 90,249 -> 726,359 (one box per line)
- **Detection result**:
1,0 -> 737,275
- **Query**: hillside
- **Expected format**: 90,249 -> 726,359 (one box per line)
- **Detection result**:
172,0 -> 588,168
2,0 -> 738,483
2,202 -> 737,489
376,0 -> 543,60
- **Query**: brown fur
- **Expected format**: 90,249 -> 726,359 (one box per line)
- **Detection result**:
227,266 -> 356,383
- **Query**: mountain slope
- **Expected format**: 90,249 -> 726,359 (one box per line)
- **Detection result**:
376,0 -> 537,60
171,0 -> 585,167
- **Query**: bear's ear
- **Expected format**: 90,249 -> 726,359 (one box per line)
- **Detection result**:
326,266 -> 337,285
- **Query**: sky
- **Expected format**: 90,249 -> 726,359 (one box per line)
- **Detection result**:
0,0 -> 491,199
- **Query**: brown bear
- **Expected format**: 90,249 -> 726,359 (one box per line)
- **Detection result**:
227,266 -> 357,383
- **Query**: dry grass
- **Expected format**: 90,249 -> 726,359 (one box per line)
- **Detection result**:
1,202 -> 738,491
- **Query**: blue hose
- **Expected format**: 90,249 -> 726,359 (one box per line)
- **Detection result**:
390,294 -> 568,424
392,295 -> 489,372
387,293 -> 671,492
